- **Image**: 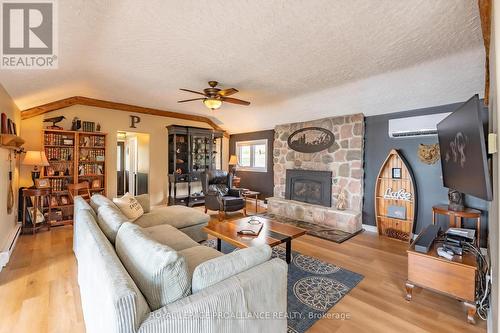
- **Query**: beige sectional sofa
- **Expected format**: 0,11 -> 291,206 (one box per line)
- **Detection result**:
73,195 -> 288,333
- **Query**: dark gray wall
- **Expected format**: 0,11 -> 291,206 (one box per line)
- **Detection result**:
363,102 -> 490,246
229,130 -> 274,199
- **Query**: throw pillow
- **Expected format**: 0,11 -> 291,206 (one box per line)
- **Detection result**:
113,192 -> 144,221
134,194 -> 150,213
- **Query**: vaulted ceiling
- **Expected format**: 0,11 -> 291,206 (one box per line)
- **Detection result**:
1,0 -> 484,133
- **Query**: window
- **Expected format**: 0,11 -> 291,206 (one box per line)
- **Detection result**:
236,139 -> 268,172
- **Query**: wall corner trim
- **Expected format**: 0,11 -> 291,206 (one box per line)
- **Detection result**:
0,222 -> 21,273
21,96 -> 229,137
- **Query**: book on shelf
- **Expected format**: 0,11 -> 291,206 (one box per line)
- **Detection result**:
44,132 -> 74,146
79,148 -> 104,161
79,135 -> 105,147
45,147 -> 73,161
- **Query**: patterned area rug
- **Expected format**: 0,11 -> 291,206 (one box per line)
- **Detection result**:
258,212 -> 362,243
203,239 -> 363,333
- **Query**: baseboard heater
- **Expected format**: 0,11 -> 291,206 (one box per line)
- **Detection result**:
0,223 -> 22,271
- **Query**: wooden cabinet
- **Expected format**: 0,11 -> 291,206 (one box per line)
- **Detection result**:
167,126 -> 223,206
406,239 -> 477,324
42,129 -> 106,226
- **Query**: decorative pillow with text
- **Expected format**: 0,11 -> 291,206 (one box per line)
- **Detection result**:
113,192 -> 144,221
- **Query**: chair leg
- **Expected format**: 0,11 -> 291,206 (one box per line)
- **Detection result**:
243,207 -> 247,216
204,207 -> 208,214
218,211 -> 223,221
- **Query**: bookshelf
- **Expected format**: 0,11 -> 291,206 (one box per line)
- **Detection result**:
42,129 -> 107,226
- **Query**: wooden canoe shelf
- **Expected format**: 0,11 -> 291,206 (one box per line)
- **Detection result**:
0,134 -> 25,149
375,149 -> 418,242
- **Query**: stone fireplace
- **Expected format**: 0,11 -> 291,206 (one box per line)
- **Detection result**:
268,114 -> 364,234
285,170 -> 332,207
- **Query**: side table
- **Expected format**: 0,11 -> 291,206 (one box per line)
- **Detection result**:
243,191 -> 260,214
432,205 -> 481,246
22,188 -> 51,235
406,227 -> 477,324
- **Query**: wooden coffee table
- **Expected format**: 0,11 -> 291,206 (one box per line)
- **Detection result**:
203,216 -> 306,264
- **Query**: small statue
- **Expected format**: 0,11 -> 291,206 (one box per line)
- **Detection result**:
96,123 -> 101,132
71,117 -> 81,131
44,116 -> 66,130
336,188 -> 347,210
448,189 -> 464,211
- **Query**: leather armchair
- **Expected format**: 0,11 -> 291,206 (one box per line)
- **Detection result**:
201,170 -> 246,221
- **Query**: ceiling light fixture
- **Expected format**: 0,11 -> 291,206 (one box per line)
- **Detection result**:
203,97 -> 222,110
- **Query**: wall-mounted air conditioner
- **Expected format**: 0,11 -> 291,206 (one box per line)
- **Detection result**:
388,113 -> 451,138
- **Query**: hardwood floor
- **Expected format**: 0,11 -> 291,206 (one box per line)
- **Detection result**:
0,206 -> 486,333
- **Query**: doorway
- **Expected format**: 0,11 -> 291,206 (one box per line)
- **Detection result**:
117,131 -> 150,196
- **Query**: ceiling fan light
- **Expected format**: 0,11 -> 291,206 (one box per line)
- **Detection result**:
203,98 -> 222,110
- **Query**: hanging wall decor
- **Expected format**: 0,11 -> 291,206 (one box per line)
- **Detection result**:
417,143 -> 440,165
287,127 -> 335,153
375,149 -> 418,242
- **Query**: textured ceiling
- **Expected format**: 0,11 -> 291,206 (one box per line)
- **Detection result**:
1,0 -> 484,133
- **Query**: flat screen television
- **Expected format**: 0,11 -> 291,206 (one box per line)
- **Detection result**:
437,94 -> 492,201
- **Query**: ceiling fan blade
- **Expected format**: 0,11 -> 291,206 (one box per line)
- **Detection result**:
179,88 -> 207,96
218,88 -> 238,97
222,97 -> 251,106
177,98 -> 205,103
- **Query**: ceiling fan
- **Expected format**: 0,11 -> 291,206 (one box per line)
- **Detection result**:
178,81 -> 251,110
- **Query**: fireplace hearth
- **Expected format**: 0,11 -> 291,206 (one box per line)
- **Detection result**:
285,170 -> 332,207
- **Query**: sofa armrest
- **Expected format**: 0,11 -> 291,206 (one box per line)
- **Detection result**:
192,245 -> 272,293
138,258 -> 288,333
204,193 -> 222,211
228,188 -> 242,197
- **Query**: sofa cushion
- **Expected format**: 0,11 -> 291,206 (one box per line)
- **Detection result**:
178,245 -> 223,279
113,193 -> 144,221
115,223 -> 191,311
90,194 -> 115,212
143,224 -> 199,251
191,245 -> 272,293
135,194 -> 150,213
135,205 -> 210,229
97,204 -> 129,244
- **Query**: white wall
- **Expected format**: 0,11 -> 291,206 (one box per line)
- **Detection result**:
0,84 -> 21,258
21,105 -> 229,205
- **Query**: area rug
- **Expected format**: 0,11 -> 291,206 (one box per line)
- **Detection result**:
258,212 -> 362,243
203,239 -> 363,333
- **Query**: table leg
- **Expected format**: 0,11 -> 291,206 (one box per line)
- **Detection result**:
22,196 -> 26,234
476,217 -> 480,247
449,214 -> 456,228
405,281 -> 414,301
286,240 -> 291,264
255,195 -> 258,214
217,238 -> 221,251
464,302 -> 476,325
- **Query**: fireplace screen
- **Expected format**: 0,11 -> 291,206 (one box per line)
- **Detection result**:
285,170 -> 332,207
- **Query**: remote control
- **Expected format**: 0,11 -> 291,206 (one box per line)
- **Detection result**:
437,247 -> 453,260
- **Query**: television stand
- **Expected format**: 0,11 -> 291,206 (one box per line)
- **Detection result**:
406,235 -> 478,324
